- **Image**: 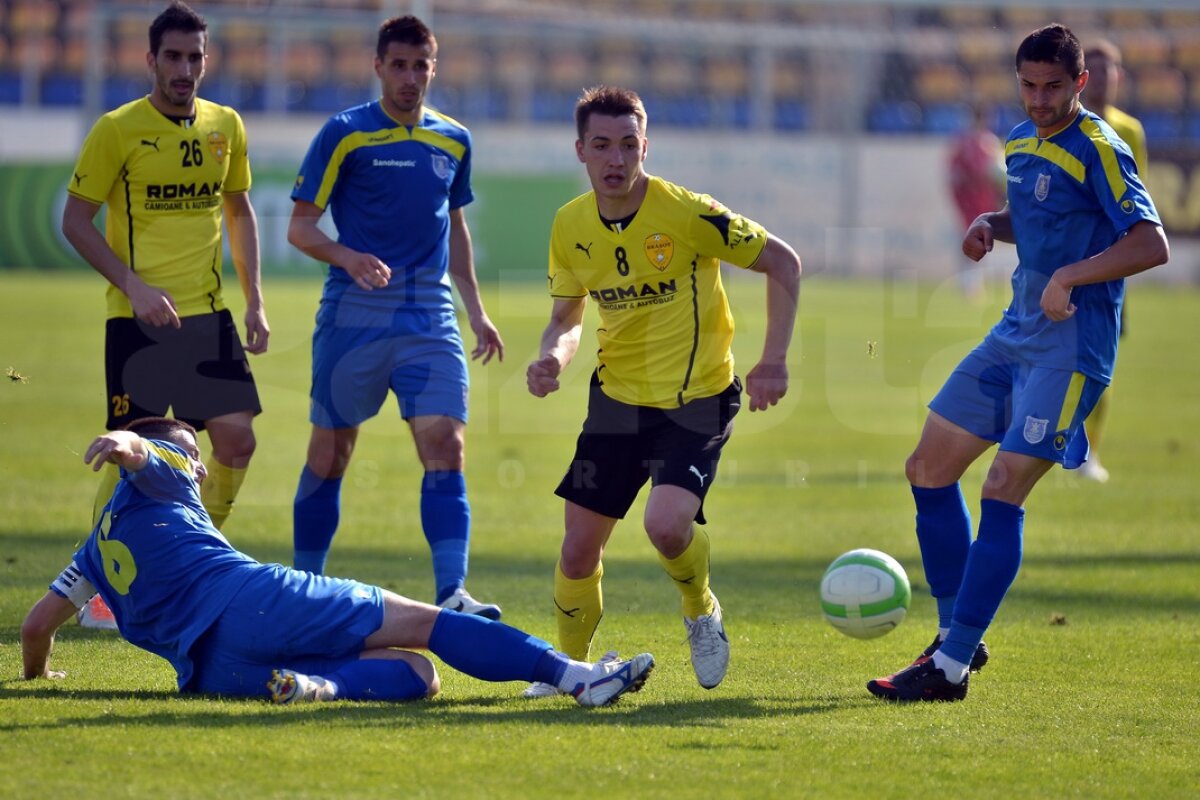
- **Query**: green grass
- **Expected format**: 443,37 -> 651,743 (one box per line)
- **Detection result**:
2,271 -> 1198,798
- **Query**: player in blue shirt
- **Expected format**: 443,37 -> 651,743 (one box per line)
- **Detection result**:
868,23 -> 1169,702
20,417 -> 654,707
286,16 -> 504,617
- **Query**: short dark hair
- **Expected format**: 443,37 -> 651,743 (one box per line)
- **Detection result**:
574,85 -> 647,140
149,1 -> 207,56
123,416 -> 198,447
1015,23 -> 1084,79
377,15 -> 436,60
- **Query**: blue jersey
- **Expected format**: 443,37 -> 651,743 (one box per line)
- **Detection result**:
995,107 -> 1159,383
291,101 -> 474,315
74,441 -> 262,689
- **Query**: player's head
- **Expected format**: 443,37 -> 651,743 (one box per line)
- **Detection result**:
375,16 -> 437,120
574,86 -> 650,205
1083,39 -> 1123,111
575,85 -> 647,142
147,2 -> 207,111
123,417 -> 206,484
1014,24 -> 1087,135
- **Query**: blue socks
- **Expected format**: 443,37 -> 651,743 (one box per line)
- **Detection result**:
327,658 -> 428,701
912,483 -> 973,629
421,470 -> 471,604
293,466 -> 343,574
428,608 -> 564,684
941,498 -> 1025,665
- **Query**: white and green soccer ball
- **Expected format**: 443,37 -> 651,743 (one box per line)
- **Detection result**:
820,548 -> 911,639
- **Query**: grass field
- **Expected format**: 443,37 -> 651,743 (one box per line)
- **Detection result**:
1,270 -> 1197,798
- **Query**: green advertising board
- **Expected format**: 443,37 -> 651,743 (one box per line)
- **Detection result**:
0,162 -> 579,281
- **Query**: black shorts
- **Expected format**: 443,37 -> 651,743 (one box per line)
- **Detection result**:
554,372 -> 741,524
104,309 -> 261,432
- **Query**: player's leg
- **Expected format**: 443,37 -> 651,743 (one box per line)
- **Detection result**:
556,501 -> 618,659
293,424 -> 358,574
408,413 -> 495,614
200,410 -> 255,530
169,310 -> 262,530
294,313 -> 391,574
907,410 -> 995,640
369,590 -> 653,706
395,332 -> 498,616
549,379 -> 645,660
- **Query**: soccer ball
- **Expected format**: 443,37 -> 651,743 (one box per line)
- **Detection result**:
820,548 -> 911,639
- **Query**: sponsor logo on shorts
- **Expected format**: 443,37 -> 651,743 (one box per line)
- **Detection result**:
1023,416 -> 1049,444
1053,433 -> 1067,451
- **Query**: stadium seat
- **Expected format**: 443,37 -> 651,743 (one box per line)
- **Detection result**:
40,73 -> 83,106
868,100 -> 922,133
0,71 -> 22,105
923,102 -> 971,135
1137,110 -> 1184,144
773,99 -> 809,132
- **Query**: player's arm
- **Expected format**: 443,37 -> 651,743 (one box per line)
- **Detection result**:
21,590 -> 80,679
447,207 -> 504,364
61,195 -> 181,328
527,296 -> 586,397
286,199 -> 390,290
962,205 -> 1014,261
745,234 -> 801,412
84,430 -> 151,473
222,191 -> 269,354
1041,221 -> 1169,322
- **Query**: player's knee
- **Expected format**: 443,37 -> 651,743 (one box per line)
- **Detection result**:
408,655 -> 440,697
644,514 -> 691,557
904,452 -> 924,486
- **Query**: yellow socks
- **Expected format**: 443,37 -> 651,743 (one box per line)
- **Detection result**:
201,458 -> 247,530
553,560 -> 604,661
91,463 -> 121,529
658,526 -> 714,619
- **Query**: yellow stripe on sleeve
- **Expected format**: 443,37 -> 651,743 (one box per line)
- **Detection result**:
146,441 -> 192,473
1079,116 -> 1130,204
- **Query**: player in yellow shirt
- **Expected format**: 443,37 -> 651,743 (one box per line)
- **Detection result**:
1080,39 -> 1149,483
61,1 -> 268,552
524,86 -> 801,694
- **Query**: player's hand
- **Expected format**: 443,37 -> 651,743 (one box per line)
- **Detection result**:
343,251 -> 392,291
745,360 -> 788,412
1040,274 -> 1076,322
127,278 -> 181,328
467,313 -> 504,365
962,217 -> 994,262
243,306 -> 270,354
527,355 -> 563,397
84,432 -> 124,470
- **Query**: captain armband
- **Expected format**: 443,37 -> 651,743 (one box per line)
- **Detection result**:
50,560 -> 98,609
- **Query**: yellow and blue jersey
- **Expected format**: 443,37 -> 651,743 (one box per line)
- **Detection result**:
69,97 -> 252,319
292,101 -> 473,313
74,441 -> 260,689
549,176 -> 768,408
997,107 -> 1160,383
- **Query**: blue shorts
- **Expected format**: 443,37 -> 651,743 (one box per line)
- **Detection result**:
309,303 -> 469,429
929,338 -> 1106,469
185,564 -> 384,697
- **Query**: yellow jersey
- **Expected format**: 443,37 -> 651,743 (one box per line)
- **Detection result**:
69,96 -> 251,319
549,175 -> 768,408
1102,105 -> 1148,175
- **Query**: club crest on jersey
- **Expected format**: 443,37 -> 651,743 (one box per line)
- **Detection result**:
207,131 -> 228,163
1023,416 -> 1049,444
644,233 -> 673,271
431,154 -> 451,179
1034,172 -> 1051,202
